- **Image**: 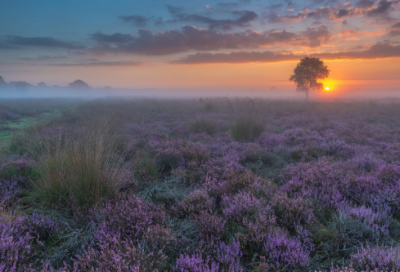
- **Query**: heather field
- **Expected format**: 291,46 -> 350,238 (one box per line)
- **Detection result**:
3,98 -> 400,271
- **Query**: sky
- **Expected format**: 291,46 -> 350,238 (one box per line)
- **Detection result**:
1,0 -> 400,98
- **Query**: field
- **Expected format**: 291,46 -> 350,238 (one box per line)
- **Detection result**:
2,97 -> 400,271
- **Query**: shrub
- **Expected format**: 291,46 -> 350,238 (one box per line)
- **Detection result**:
350,245 -> 400,271
338,206 -> 390,238
0,176 -> 30,207
70,234 -> 168,271
0,222 -> 35,271
235,213 -> 276,250
350,152 -> 384,172
271,192 -> 314,227
216,239 -> 243,271
192,211 -> 226,240
256,133 -> 287,150
174,253 -> 219,272
0,158 -> 34,180
221,191 -> 265,222
205,168 -> 256,197
189,116 -> 217,135
262,227 -> 310,268
93,196 -> 165,242
174,189 -> 215,217
21,212 -> 60,241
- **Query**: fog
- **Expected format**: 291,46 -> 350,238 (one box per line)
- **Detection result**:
0,82 -> 399,100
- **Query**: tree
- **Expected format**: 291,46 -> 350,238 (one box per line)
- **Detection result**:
69,79 -> 90,89
0,76 -> 5,85
11,81 -> 31,90
289,57 -> 329,99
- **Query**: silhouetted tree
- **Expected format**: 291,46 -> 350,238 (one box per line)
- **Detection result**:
0,76 -> 5,85
11,81 -> 31,90
69,79 -> 90,88
37,82 -> 47,87
289,57 -> 329,99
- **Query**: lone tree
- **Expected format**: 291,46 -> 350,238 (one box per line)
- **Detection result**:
289,57 -> 329,99
69,79 -> 90,89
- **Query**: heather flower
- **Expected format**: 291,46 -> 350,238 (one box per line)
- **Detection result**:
248,179 -> 277,201
216,239 -> 243,272
192,211 -> 226,240
174,253 -> 219,272
338,206 -> 390,238
350,152 -> 384,172
271,192 -> 314,227
256,132 -> 287,150
0,221 -> 35,271
221,191 -> 265,222
0,159 -> 32,179
204,168 -> 256,197
174,189 -> 215,217
93,196 -> 165,242
236,213 -> 276,250
350,245 -> 400,271
21,212 -> 60,240
144,225 -> 174,250
320,139 -> 346,156
70,233 -> 168,271
262,227 -> 310,267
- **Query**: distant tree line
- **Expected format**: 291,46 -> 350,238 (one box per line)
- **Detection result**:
0,76 -> 90,90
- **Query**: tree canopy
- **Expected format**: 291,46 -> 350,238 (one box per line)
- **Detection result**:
69,79 -> 90,89
289,57 -> 329,99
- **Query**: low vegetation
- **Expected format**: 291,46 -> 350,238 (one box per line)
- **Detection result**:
2,97 -> 400,271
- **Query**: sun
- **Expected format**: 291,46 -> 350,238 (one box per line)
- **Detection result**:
325,87 -> 330,91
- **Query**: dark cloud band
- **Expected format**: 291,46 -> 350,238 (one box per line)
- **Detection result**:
6,36 -> 85,49
170,43 -> 400,64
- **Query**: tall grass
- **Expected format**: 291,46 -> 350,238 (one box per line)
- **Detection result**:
30,118 -> 129,210
227,98 -> 266,142
189,115 -> 217,134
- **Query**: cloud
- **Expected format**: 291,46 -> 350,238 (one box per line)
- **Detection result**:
6,36 -> 85,49
263,12 -> 305,23
367,0 -> 398,17
314,42 -> 400,59
336,9 -> 349,18
389,29 -> 400,36
89,26 -> 298,55
216,2 -> 239,8
265,5 -> 366,23
355,0 -> 374,8
166,5 -> 258,30
170,42 -> 400,64
269,3 -> 283,9
297,25 -> 332,47
119,15 -> 148,26
392,22 -> 400,28
0,43 -> 19,49
51,61 -> 144,67
18,55 -> 68,61
169,51 -> 299,64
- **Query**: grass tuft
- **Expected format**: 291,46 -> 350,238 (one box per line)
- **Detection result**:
30,118 -> 129,210
189,115 -> 217,134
